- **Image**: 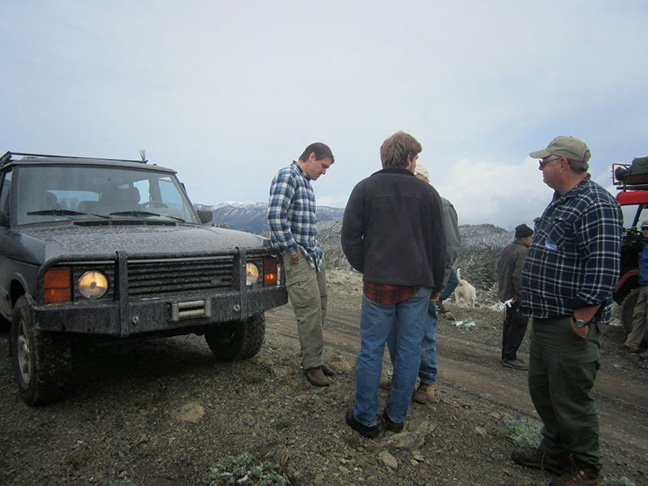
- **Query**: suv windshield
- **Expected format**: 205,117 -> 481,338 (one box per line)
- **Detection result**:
15,165 -> 200,225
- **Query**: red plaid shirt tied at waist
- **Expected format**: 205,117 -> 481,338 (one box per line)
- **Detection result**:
363,282 -> 419,305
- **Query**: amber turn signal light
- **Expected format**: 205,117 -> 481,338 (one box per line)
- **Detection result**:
263,258 -> 278,286
44,268 -> 71,304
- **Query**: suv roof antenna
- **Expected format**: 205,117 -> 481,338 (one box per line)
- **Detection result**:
138,149 -> 146,162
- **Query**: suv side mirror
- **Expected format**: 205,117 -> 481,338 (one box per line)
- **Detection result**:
197,209 -> 213,224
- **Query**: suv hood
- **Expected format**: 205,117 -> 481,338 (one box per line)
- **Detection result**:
17,223 -> 269,263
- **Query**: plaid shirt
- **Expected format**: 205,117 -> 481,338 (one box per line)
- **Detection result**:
268,161 -> 323,270
363,282 -> 418,305
521,176 -> 623,323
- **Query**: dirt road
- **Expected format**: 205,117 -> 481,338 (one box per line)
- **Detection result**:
1,269 -> 647,485
270,271 -> 648,481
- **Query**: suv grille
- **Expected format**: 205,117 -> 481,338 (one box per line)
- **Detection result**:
128,256 -> 235,297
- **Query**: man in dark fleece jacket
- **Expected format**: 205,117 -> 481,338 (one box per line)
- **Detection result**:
341,131 -> 446,438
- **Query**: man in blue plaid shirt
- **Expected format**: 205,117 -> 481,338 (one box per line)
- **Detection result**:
512,136 -> 622,486
268,142 -> 335,387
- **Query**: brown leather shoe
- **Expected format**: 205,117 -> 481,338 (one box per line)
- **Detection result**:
549,460 -> 600,486
511,448 -> 572,476
321,364 -> 337,376
413,383 -> 435,404
305,367 -> 330,387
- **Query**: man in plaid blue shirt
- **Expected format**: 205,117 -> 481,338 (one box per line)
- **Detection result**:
268,142 -> 335,387
512,136 -> 622,486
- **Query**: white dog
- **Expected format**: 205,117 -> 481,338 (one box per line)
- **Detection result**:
453,268 -> 476,308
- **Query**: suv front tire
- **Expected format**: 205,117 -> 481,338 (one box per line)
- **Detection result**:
205,314 -> 266,361
11,297 -> 72,406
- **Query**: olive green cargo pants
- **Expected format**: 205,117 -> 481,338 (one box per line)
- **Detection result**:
528,316 -> 605,472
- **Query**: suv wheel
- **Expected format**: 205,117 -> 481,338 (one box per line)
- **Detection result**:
205,314 -> 266,361
11,297 -> 72,406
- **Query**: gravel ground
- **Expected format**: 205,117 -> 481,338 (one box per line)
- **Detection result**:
0,269 -> 646,486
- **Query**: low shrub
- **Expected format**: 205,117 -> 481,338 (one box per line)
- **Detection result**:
502,414 -> 542,449
205,452 -> 290,486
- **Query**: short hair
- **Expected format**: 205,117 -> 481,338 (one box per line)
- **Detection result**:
298,142 -> 335,164
567,158 -> 589,174
380,131 -> 422,169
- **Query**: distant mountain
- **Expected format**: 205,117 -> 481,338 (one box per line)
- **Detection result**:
194,202 -> 515,283
194,201 -> 345,235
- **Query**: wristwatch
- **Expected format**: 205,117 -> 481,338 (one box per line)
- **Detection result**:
571,316 -> 590,328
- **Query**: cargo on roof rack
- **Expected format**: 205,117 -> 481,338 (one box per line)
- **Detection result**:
612,158 -> 648,191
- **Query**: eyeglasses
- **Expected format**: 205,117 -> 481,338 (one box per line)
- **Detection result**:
642,227 -> 648,231
539,157 -> 562,169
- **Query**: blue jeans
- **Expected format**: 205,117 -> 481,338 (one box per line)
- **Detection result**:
417,303 -> 438,385
353,287 -> 431,426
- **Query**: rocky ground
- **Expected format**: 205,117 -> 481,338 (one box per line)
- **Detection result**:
1,269 -> 647,486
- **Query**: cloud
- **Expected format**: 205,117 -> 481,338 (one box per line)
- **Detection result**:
1,0 -> 646,231
433,157 -> 552,229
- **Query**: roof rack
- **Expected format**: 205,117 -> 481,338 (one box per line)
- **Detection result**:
0,151 -> 148,167
611,162 -> 648,192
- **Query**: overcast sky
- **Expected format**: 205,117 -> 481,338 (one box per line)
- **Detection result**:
2,1 -> 647,230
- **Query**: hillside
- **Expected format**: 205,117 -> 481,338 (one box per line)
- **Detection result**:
195,202 -> 515,289
319,220 -> 514,288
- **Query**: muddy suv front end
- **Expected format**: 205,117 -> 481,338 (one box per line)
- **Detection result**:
0,152 -> 287,405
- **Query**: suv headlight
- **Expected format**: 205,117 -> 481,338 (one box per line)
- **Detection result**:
78,271 -> 109,299
245,263 -> 260,286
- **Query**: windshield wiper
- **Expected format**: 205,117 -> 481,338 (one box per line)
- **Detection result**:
27,209 -> 111,219
110,210 -> 160,217
109,211 -> 185,223
28,209 -> 86,216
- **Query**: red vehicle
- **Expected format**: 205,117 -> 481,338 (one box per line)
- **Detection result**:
612,159 -> 648,337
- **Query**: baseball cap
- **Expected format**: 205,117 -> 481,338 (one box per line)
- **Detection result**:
641,219 -> 648,229
415,162 -> 429,180
529,136 -> 591,163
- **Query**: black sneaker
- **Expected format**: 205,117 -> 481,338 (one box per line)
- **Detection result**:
501,358 -> 528,371
381,409 -> 404,433
345,407 -> 379,438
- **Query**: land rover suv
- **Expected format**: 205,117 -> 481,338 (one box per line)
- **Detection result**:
0,152 -> 287,405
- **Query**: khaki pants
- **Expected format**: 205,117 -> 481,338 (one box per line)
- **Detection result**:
626,285 -> 648,349
284,253 -> 327,369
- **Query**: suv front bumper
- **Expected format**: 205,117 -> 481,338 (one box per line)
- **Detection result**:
32,286 -> 288,336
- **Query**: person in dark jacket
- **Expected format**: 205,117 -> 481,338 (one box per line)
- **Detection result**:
497,223 -> 533,370
412,162 -> 461,403
341,131 -> 446,438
